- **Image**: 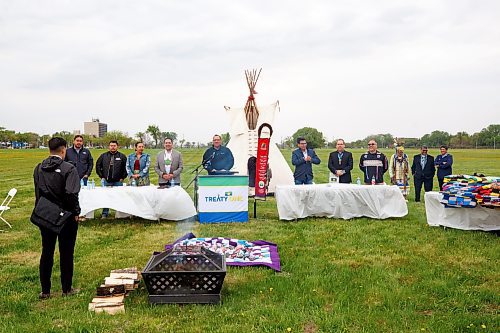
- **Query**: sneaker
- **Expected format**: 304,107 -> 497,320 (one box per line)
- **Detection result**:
62,288 -> 81,297
39,292 -> 50,300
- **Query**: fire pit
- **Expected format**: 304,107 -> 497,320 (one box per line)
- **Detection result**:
142,245 -> 226,304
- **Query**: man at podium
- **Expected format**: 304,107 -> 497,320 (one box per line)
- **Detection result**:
202,134 -> 234,175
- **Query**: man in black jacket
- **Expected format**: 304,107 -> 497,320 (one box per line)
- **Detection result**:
328,139 -> 353,183
33,137 -> 80,299
359,139 -> 388,184
65,134 -> 93,185
411,146 -> 435,202
95,140 -> 127,218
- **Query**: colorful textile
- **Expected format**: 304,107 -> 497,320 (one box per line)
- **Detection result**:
440,175 -> 500,208
165,233 -> 281,271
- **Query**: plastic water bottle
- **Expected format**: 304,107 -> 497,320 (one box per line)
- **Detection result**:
101,179 -> 105,188
80,178 -> 84,189
356,177 -> 361,185
170,179 -> 175,187
90,179 -> 95,189
131,179 -> 137,187
371,175 -> 376,185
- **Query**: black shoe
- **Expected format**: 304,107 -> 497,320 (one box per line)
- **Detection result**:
39,292 -> 50,300
62,288 -> 81,297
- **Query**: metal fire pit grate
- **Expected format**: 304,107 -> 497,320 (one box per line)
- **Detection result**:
142,245 -> 226,304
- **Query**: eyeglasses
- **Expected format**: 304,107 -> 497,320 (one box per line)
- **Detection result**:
422,150 -> 428,152
299,142 -> 307,145
368,143 -> 376,146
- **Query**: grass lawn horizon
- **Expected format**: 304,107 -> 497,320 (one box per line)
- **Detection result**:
0,148 -> 498,333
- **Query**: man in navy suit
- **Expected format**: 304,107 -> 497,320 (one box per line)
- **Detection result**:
328,139 -> 353,183
292,137 -> 321,185
411,146 -> 435,202
434,145 -> 453,190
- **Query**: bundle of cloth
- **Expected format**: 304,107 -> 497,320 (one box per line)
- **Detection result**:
165,233 -> 281,271
440,175 -> 500,208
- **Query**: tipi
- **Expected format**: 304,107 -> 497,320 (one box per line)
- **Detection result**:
225,69 -> 294,193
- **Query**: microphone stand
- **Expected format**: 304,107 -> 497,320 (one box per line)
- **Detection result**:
186,154 -> 214,211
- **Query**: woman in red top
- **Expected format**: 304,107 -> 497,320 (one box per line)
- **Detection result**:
126,142 -> 151,186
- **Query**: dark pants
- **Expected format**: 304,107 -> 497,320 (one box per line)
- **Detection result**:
102,180 -> 123,216
438,177 -> 444,191
39,219 -> 78,294
414,177 -> 433,202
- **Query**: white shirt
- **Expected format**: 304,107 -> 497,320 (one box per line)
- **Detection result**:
164,150 -> 172,174
302,150 -> 308,159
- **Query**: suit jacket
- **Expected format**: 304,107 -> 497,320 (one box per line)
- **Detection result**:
411,154 -> 435,180
154,150 -> 183,184
434,154 -> 453,179
291,148 -> 321,181
328,150 -> 353,183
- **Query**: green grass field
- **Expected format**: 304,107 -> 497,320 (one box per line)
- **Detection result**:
0,148 -> 498,333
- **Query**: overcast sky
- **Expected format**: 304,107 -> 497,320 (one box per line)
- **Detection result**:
1,0 -> 499,143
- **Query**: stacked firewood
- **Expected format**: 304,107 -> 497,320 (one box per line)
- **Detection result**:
88,267 -> 141,314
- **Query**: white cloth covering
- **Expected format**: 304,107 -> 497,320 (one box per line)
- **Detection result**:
425,191 -> 500,231
79,186 -> 196,221
275,183 -> 408,220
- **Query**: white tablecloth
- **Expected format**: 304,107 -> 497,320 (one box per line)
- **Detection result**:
425,192 -> 500,231
79,186 -> 197,221
275,183 -> 408,220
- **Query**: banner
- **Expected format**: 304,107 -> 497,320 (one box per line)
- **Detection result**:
198,175 -> 248,223
255,123 -> 273,197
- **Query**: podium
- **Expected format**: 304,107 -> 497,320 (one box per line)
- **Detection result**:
198,175 -> 248,224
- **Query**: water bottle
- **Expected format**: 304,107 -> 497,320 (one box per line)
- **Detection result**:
170,179 -> 175,187
101,178 -> 105,188
131,178 -> 137,187
371,175 -> 376,185
91,179 -> 95,189
80,178 -> 84,189
356,177 -> 361,185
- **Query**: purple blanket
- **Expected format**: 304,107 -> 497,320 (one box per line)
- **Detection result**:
165,233 -> 281,272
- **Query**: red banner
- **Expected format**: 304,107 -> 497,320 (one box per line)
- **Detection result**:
255,123 -> 273,198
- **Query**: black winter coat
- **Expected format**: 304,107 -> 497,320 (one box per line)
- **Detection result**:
96,151 -> 128,182
33,156 -> 81,216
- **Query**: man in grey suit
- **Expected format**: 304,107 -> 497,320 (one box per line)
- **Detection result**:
154,138 -> 183,186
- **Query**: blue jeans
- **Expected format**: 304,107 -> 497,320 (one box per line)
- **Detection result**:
294,177 -> 313,185
102,180 -> 123,217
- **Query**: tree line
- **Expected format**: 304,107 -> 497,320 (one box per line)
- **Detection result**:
2,123 -> 498,149
281,124 -> 500,149
0,125 -> 231,149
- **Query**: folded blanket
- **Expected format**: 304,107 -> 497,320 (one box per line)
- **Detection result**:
165,233 -> 281,271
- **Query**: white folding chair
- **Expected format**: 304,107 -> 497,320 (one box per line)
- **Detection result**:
0,188 -> 17,229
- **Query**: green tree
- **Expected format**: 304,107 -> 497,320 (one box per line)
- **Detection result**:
103,131 -> 132,148
421,130 -> 451,147
52,131 -> 74,144
161,132 -> 177,144
450,131 -> 471,148
220,132 -> 230,145
291,127 -> 326,149
147,125 -> 161,148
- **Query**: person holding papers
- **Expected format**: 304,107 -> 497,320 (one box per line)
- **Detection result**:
154,137 -> 183,186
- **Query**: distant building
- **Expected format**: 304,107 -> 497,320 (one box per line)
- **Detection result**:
84,118 -> 107,138
73,130 -> 81,135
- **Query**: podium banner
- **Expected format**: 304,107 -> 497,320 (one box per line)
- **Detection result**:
255,123 -> 273,198
198,175 -> 248,223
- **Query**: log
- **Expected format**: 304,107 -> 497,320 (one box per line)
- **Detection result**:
96,284 -> 126,297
